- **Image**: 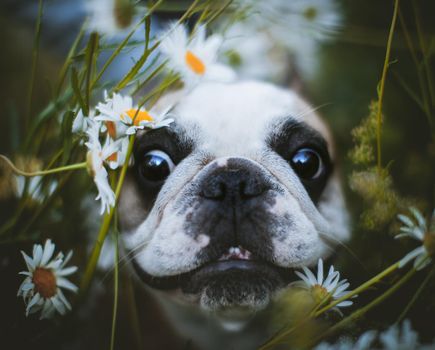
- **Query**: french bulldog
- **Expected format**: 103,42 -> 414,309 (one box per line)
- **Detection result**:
118,80 -> 350,349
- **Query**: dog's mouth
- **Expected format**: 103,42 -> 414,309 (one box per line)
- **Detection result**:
132,245 -> 295,291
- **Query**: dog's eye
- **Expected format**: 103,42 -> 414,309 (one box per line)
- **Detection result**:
290,148 -> 324,180
140,150 -> 175,182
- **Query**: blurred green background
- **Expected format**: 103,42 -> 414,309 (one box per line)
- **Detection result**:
0,0 -> 434,349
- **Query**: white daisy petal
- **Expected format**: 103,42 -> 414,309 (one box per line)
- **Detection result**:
57,266 -> 78,276
40,239 -> 56,266
21,251 -> 36,271
295,271 -> 312,286
302,266 -> 317,285
33,244 -> 43,266
399,246 -> 425,268
317,259 -> 324,285
51,295 -> 67,315
57,277 -> 79,293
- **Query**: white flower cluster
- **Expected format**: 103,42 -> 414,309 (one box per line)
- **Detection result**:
221,0 -> 342,81
72,93 -> 173,214
315,320 -> 435,350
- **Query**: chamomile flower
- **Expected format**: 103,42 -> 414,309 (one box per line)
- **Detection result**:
315,330 -> 377,350
85,120 -> 119,214
17,239 -> 78,319
85,0 -> 142,37
295,258 -> 354,311
159,23 -> 236,87
96,92 -> 173,136
229,0 -> 342,77
379,320 -> 426,350
396,207 -> 434,270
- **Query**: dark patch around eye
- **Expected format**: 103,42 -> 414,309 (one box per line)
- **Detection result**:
132,124 -> 194,200
267,119 -> 333,202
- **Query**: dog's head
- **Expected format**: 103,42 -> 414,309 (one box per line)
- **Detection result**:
119,80 -> 349,320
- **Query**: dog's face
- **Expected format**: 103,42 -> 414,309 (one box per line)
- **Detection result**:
119,81 -> 349,319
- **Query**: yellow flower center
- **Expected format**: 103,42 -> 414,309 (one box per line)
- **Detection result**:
123,109 -> 153,126
32,267 -> 57,298
107,152 -> 118,163
185,50 -> 206,75
311,284 -> 331,304
304,6 -> 318,21
106,121 -> 117,138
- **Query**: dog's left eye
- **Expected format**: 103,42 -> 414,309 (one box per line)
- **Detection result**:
140,150 -> 175,182
290,148 -> 324,180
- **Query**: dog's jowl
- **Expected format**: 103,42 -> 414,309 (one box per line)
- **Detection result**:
118,81 -> 350,349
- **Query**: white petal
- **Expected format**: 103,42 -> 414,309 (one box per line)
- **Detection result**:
398,214 -> 414,228
317,259 -> 324,285
40,299 -> 55,319
295,271 -> 312,286
336,300 -> 353,307
398,246 -> 425,268
323,270 -> 339,289
21,251 -> 36,271
61,250 -> 73,268
26,293 -> 41,316
57,266 -> 78,276
40,239 -> 56,266
410,207 -> 426,229
57,277 -> 79,293
51,295 -> 67,315
414,254 -> 431,271
57,288 -> 72,311
301,266 -> 317,285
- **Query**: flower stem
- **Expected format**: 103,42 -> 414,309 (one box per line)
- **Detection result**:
259,260 -> 401,350
396,264 -> 435,323
314,260 -> 401,317
376,0 -> 400,171
0,155 -> 86,177
110,227 -> 119,350
79,135 -> 135,295
311,267 -> 416,347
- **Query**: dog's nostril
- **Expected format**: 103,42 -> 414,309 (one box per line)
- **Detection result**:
201,182 -> 226,200
240,179 -> 266,198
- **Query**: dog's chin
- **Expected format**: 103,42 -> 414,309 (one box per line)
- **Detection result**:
132,247 -> 296,314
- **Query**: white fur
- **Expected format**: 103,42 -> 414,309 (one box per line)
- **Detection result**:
123,81 -> 349,278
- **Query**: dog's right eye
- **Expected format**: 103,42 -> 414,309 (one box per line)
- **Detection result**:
140,150 -> 175,182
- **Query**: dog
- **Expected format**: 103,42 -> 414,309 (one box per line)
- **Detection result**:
118,80 -> 350,349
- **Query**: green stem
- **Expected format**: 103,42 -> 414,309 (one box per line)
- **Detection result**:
314,260 -> 400,317
376,0 -> 399,172
79,136 -> 135,294
312,267 -> 417,346
90,0 -> 164,91
26,0 -> 43,131
0,155 -> 86,177
259,260 -> 401,350
110,227 -> 119,350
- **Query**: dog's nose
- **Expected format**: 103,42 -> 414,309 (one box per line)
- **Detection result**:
200,167 -> 268,201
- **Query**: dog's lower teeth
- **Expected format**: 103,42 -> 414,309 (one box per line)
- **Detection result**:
218,246 -> 252,261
